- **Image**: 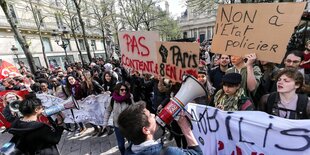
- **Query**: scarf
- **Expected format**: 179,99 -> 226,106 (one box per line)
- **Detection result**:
112,92 -> 131,103
214,88 -> 245,111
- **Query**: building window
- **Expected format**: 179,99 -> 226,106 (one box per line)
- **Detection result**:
207,27 -> 213,39
73,17 -> 79,31
42,37 -> 52,52
86,18 -> 91,27
8,4 -> 18,23
37,10 -> 44,27
183,32 -> 187,38
55,13 -> 63,28
47,55 -> 74,70
78,39 -> 85,50
64,39 -> 71,51
14,37 -> 22,52
82,54 -> 90,63
13,57 -> 42,69
91,40 -> 97,50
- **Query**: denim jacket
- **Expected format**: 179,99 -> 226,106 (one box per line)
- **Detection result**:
125,142 -> 203,155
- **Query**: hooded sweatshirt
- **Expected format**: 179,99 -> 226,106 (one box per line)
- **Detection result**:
8,119 -> 64,155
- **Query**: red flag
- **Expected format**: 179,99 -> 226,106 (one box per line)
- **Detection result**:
0,60 -> 21,80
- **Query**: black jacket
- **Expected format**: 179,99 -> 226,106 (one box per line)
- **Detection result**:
8,118 -> 64,155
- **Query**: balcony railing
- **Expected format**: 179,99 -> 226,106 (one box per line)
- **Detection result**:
0,15 -> 105,37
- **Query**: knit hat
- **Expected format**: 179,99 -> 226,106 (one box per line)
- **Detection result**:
222,73 -> 242,84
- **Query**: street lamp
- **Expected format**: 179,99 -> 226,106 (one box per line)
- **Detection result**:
11,45 -> 20,65
51,27 -> 70,65
91,41 -> 96,59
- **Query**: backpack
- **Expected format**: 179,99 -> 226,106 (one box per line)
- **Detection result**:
266,92 -> 309,119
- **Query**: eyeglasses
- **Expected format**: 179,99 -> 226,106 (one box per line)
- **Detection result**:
120,89 -> 127,92
285,59 -> 300,64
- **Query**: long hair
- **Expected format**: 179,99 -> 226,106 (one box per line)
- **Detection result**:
82,70 -> 94,90
114,82 -> 130,95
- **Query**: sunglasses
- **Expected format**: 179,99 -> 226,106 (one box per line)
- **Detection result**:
120,88 -> 127,92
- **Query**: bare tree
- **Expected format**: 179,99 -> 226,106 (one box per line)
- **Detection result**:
27,0 -> 49,68
72,0 -> 92,62
118,0 -> 159,31
90,0 -> 112,61
0,0 -> 37,74
58,0 -> 85,65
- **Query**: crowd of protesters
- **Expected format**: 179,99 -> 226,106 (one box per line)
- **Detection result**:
1,39 -> 310,154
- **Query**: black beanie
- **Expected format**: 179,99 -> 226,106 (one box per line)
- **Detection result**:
222,73 -> 242,84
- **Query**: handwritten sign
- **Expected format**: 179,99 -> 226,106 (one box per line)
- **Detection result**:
186,103 -> 310,155
119,31 -> 160,75
211,2 -> 306,63
156,42 -> 199,82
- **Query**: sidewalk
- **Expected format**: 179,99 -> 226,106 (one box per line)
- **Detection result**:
1,127 -> 176,155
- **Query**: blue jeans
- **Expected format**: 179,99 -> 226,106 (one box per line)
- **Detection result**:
114,127 -> 125,155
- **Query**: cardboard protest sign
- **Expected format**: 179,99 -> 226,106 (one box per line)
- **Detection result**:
156,42 -> 199,82
211,2 -> 306,63
186,103 -> 310,155
119,31 -> 160,75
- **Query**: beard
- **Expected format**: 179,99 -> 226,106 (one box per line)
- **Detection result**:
306,48 -> 310,51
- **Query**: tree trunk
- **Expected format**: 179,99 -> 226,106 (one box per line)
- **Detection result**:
0,0 -> 36,74
73,0 -> 92,63
100,24 -> 108,61
39,34 -> 49,68
71,28 -> 85,65
29,0 -> 49,68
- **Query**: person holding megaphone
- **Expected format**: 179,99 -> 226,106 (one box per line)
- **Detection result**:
118,74 -> 205,154
118,102 -> 202,155
8,93 -> 64,155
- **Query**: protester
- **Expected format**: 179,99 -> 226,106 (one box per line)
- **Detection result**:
50,77 -> 69,100
193,70 -> 214,105
2,92 -> 23,123
259,68 -> 310,119
8,93 -> 64,154
101,71 -> 117,93
38,82 -> 53,95
213,73 -> 255,111
226,53 -> 262,106
103,82 -> 134,155
118,102 -> 203,155
141,74 -> 156,114
209,54 -> 230,92
301,40 -> 310,74
283,50 -> 310,85
81,70 -> 105,136
2,78 -> 21,90
66,75 -> 86,134
129,70 -> 143,102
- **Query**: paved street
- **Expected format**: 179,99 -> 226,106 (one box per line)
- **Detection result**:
0,127 -> 176,155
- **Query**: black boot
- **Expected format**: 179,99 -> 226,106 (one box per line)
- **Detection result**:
97,126 -> 107,137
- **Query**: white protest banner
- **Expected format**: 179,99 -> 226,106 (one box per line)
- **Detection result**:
37,93 -> 110,125
186,103 -> 310,155
211,2 -> 306,64
119,31 -> 160,75
156,42 -> 200,82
